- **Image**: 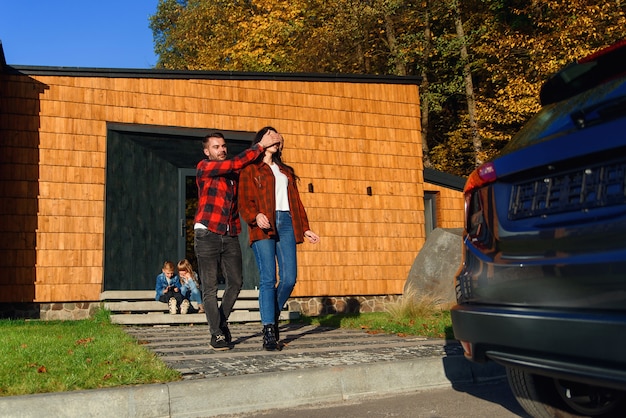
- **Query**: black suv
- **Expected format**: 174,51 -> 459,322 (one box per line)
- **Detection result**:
451,40 -> 626,418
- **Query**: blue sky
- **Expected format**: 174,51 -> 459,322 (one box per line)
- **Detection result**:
0,1 -> 159,68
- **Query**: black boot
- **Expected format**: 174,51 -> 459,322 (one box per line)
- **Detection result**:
274,311 -> 280,343
262,324 -> 278,351
273,323 -> 280,344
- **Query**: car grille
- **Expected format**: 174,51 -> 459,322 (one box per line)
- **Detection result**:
509,160 -> 626,220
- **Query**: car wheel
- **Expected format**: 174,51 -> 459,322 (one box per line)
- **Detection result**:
506,366 -> 626,417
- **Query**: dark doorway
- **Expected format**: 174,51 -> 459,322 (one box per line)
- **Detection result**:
104,124 -> 259,291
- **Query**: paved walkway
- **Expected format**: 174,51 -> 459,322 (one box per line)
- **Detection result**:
124,323 -> 459,379
0,323 -> 506,417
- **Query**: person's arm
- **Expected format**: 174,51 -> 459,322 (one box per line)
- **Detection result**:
178,279 -> 189,297
197,132 -> 280,178
292,181 -> 310,233
155,275 -> 167,300
290,181 -> 320,244
197,146 -> 262,179
238,165 -> 261,225
172,277 -> 182,292
187,278 -> 199,292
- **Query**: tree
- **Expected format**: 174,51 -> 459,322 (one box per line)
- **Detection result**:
419,1 -> 434,168
453,0 -> 481,167
149,0 -> 626,176
427,0 -> 625,173
151,0 -> 311,71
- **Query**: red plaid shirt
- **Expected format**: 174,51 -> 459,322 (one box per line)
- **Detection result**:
194,145 -> 263,236
239,161 -> 310,245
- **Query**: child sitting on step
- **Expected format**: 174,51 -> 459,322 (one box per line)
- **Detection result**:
155,260 -> 189,314
177,259 -> 204,313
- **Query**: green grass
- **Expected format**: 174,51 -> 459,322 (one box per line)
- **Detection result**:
297,311 -> 453,339
296,292 -> 455,340
0,293 -> 454,397
0,309 -> 180,397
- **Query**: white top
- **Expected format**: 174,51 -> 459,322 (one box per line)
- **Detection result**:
270,163 -> 290,211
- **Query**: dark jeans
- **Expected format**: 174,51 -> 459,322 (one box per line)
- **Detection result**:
158,290 -> 184,306
194,228 -> 243,336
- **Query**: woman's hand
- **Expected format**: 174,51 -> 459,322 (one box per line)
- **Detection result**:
256,213 -> 271,229
304,230 -> 320,244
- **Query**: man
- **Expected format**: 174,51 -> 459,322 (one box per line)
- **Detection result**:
194,131 -> 278,350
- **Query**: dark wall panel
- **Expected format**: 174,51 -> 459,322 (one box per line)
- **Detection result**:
105,131 -> 179,291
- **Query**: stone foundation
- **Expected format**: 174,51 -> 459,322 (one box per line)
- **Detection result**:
40,302 -> 101,320
287,295 -> 402,316
0,302 -> 101,321
1,295 -> 402,321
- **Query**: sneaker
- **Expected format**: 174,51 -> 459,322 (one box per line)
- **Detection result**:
180,299 -> 190,315
198,304 -> 205,314
210,333 -> 230,351
220,324 -> 232,344
168,297 -> 177,315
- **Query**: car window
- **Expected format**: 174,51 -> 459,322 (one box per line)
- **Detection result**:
499,76 -> 626,156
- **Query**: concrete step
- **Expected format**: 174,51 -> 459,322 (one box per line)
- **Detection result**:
101,289 -> 300,325
100,289 -> 260,301
109,311 -> 299,325
105,299 -> 260,313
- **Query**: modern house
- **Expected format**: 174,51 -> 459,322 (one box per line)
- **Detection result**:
0,42 -> 465,319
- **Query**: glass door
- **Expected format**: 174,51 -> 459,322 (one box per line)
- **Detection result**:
178,169 -> 198,272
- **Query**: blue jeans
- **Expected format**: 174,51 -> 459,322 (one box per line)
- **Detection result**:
194,229 -> 243,336
181,281 -> 202,304
252,211 -> 297,325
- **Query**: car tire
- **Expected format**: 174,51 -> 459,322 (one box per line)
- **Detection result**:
506,366 -> 626,418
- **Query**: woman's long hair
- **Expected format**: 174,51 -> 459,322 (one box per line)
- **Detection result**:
253,126 -> 299,181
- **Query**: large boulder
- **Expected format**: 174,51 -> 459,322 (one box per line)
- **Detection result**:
404,228 -> 463,304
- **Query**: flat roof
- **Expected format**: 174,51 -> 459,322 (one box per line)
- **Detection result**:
3,63 -> 422,85
424,168 -> 466,191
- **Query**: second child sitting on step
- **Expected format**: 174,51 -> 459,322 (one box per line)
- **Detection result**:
177,259 -> 204,313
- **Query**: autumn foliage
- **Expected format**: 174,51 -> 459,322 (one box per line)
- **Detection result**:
150,0 -> 625,176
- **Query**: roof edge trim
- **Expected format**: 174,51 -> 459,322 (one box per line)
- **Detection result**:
0,41 -> 6,70
5,65 -> 422,85
424,168 -> 467,191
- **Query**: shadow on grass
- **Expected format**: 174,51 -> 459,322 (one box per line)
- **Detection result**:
290,312 -> 362,328
444,325 -> 455,340
288,314 -> 455,341
286,295 -> 363,328
284,296 -> 455,341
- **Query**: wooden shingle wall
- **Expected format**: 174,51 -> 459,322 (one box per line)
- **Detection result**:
0,75 -> 44,303
1,71 -> 427,303
424,183 -> 465,229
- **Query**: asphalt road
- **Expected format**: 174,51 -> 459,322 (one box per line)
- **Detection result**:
216,378 -> 531,418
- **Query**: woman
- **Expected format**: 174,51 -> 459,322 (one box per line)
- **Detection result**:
239,127 -> 320,350
177,259 -> 204,313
